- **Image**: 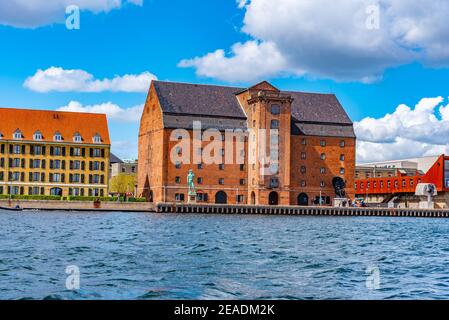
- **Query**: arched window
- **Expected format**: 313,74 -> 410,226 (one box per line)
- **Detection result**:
33,130 -> 42,141
13,129 -> 23,140
93,134 -> 102,143
73,133 -> 82,143
54,132 -> 63,141
271,104 -> 280,115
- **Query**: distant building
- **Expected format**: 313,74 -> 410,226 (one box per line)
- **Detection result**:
110,159 -> 138,178
138,80 -> 356,205
355,155 -> 449,208
0,108 -> 110,197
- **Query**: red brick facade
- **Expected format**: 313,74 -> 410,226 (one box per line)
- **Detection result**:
138,81 -> 355,205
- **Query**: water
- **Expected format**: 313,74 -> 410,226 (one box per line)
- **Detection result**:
1,210 -> 449,300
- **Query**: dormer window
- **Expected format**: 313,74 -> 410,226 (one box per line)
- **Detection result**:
73,133 -> 82,143
93,134 -> 102,144
33,130 -> 43,141
54,132 -> 63,141
13,129 -> 23,140
0,132 -> 3,139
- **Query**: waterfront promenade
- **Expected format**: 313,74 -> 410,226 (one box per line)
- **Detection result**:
0,199 -> 155,212
2,200 -> 449,218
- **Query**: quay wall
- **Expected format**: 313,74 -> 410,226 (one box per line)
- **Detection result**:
157,202 -> 449,218
0,200 -> 155,212
2,199 -> 449,218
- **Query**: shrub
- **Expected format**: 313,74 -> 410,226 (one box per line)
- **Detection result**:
9,195 -> 62,201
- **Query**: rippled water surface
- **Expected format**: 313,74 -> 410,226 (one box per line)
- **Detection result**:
1,210 -> 449,299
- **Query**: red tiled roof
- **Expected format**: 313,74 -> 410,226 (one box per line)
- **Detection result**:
0,108 -> 110,144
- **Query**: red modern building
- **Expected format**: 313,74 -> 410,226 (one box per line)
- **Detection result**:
355,155 -> 449,208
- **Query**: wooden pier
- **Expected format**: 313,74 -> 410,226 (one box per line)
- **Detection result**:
157,203 -> 449,218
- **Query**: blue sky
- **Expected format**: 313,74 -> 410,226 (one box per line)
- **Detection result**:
1,0 -> 449,162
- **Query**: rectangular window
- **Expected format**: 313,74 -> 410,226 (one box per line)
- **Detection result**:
54,147 -> 62,156
197,177 -> 203,184
73,148 -> 81,156
175,193 -> 185,201
91,148 -> 102,157
218,178 -> 224,185
175,176 -> 181,184
219,164 -> 225,170
92,161 -> 100,170
320,140 -> 326,147
240,179 -> 246,185
197,193 -> 208,202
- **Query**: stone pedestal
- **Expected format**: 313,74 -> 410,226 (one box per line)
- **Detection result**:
333,198 -> 349,207
188,192 -> 197,204
419,201 -> 434,209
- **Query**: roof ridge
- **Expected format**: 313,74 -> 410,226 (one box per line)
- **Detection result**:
0,107 -> 107,117
153,80 -> 243,90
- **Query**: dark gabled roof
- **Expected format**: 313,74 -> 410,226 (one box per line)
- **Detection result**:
152,81 -> 353,126
153,81 -> 246,119
288,91 -> 352,125
110,152 -> 123,164
292,122 -> 356,138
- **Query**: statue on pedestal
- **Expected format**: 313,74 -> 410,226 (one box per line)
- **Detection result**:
187,169 -> 197,203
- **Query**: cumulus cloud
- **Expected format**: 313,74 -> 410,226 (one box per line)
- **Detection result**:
24,67 -> 156,93
0,0 -> 143,28
178,41 -> 293,83
181,0 -> 449,82
57,100 -> 143,122
355,97 -> 449,163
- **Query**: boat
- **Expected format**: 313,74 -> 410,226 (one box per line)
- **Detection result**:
0,206 -> 23,212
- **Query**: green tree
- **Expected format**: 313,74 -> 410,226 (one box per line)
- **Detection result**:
110,174 -> 136,194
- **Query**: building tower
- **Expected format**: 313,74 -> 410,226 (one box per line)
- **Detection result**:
236,82 -> 293,205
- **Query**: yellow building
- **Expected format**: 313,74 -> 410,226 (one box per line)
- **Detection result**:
0,108 -> 110,197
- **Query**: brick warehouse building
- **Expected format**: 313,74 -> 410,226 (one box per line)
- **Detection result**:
0,108 -> 110,197
138,81 -> 356,205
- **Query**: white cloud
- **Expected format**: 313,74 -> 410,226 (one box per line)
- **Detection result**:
111,140 -> 138,160
181,0 -> 449,82
0,0 -> 143,28
179,40 -> 294,83
57,100 -> 143,122
355,97 -> 449,163
236,0 -> 249,9
24,67 -> 156,93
